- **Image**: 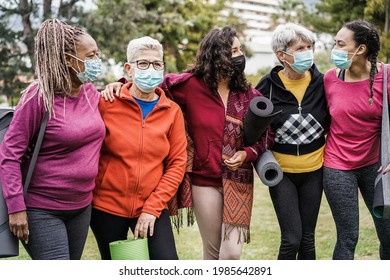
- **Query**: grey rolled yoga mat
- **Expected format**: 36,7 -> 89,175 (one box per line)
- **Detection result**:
244,96 -> 282,147
254,150 -> 283,187
0,109 -> 19,258
373,64 -> 390,219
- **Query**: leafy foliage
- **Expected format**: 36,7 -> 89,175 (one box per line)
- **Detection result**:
0,0 -> 84,99
80,0 -> 241,73
305,0 -> 389,62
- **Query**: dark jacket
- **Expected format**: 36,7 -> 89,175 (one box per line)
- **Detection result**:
255,64 -> 328,156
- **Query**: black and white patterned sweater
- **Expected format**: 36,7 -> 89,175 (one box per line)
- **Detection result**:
255,64 -> 329,156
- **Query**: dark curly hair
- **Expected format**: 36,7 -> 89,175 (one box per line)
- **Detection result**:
344,19 -> 381,102
186,26 -> 250,94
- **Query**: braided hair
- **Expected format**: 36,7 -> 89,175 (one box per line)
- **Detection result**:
344,20 -> 381,104
25,18 -> 86,115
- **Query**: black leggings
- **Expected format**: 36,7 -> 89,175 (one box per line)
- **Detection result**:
269,168 -> 323,260
90,208 -> 178,260
323,163 -> 390,260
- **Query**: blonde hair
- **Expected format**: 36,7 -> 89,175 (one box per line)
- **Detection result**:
126,36 -> 163,63
28,18 -> 86,115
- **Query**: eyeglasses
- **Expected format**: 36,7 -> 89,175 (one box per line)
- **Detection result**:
130,60 -> 165,70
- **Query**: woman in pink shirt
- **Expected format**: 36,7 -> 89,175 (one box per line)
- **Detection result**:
323,19 -> 390,260
0,19 -> 105,259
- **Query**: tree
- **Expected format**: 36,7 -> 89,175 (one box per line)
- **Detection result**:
0,0 -> 85,100
305,0 -> 389,62
271,0 -> 308,29
0,17 -> 31,104
365,0 -> 390,62
80,0 -> 242,73
307,0 -> 366,34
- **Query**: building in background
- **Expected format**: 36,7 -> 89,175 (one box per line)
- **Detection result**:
222,0 -> 280,75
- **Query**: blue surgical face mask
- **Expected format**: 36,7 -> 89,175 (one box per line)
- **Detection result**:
133,68 -> 164,93
283,50 -> 314,74
68,54 -> 102,83
330,46 -> 361,70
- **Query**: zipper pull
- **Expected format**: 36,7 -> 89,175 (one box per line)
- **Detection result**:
298,103 -> 302,115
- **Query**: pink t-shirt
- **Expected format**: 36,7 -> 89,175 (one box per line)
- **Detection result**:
324,63 -> 390,170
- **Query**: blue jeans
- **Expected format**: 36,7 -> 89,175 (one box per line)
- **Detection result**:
23,204 -> 91,260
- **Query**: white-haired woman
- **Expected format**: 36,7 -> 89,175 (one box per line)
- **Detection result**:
255,23 -> 328,259
90,36 -> 187,260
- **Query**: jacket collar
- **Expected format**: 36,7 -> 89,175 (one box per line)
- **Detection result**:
119,82 -> 171,109
268,63 -> 322,91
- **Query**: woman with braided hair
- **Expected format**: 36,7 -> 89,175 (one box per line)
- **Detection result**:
0,19 -> 105,259
324,19 -> 390,259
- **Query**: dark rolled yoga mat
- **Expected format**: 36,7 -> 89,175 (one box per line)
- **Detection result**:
244,96 -> 281,147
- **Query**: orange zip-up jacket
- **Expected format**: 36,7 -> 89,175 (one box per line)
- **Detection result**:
93,82 -> 187,218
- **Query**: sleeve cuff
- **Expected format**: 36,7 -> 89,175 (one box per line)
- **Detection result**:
6,195 -> 26,214
244,147 -> 258,163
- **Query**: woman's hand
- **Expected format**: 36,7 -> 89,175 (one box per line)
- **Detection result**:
9,211 -> 29,244
134,212 -> 156,239
100,82 -> 123,102
379,164 -> 390,174
224,150 -> 247,171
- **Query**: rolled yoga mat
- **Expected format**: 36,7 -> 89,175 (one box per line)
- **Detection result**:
0,109 -> 19,258
109,238 -> 150,260
0,186 -> 19,258
244,96 -> 282,147
254,150 -> 283,187
373,64 -> 390,219
373,173 -> 390,219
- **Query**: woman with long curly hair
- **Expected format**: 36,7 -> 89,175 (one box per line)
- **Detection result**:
102,26 -> 273,259
160,26 -> 272,260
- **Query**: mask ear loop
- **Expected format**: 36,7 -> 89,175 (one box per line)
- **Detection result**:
66,52 -> 84,74
279,50 -> 292,68
349,44 -> 362,60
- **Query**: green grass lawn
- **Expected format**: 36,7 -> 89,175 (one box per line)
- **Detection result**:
3,177 -> 380,260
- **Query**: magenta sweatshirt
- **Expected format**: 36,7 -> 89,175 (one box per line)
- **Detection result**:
0,82 -> 105,213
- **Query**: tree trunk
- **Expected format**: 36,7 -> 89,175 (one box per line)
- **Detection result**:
57,0 -> 80,20
18,0 -> 35,73
43,0 -> 53,20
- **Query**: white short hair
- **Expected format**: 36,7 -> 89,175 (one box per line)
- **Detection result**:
126,36 -> 163,62
271,23 -> 316,53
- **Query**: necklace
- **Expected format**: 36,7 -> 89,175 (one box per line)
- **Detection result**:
217,89 -> 228,111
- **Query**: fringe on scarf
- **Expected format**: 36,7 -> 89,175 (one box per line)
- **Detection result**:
223,223 -> 251,244
170,207 -> 195,234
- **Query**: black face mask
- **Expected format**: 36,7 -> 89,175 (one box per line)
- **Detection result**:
231,55 -> 246,74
